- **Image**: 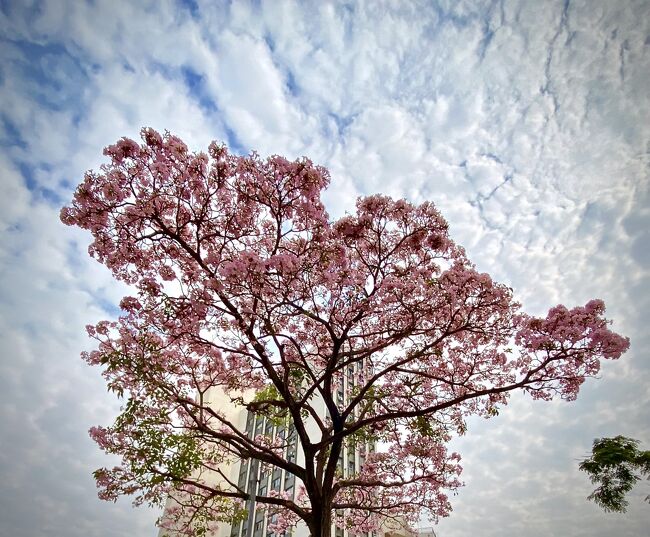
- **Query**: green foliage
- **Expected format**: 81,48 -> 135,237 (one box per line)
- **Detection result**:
288,364 -> 306,386
115,398 -> 204,484
252,383 -> 282,403
346,425 -> 380,451
162,495 -> 247,537
411,415 -> 437,437
251,384 -> 288,426
579,435 -> 650,513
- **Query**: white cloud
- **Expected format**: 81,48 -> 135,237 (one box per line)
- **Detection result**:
0,0 -> 649,536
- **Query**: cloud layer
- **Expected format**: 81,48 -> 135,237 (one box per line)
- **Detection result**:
0,1 -> 648,536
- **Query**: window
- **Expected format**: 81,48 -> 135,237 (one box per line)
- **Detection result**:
238,463 -> 249,488
254,520 -> 264,536
348,460 -> 355,475
284,472 -> 295,490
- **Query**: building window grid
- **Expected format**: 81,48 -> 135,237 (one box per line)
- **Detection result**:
235,365 -> 376,537
230,520 -> 242,537
347,461 -> 355,476
284,465 -> 295,488
265,419 -> 274,437
255,418 -> 264,436
248,460 -> 260,495
253,510 -> 265,537
271,473 -> 282,492
238,461 -> 249,490
242,416 -> 304,536
258,482 -> 268,498
246,412 -> 255,435
286,442 -> 297,463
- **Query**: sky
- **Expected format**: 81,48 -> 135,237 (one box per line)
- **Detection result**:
0,1 -> 648,536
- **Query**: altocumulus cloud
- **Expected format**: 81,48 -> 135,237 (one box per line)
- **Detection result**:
0,1 -> 648,536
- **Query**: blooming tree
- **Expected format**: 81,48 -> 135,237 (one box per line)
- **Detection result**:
61,129 -> 630,537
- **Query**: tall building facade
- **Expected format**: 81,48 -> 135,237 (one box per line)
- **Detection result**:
160,363 -> 411,537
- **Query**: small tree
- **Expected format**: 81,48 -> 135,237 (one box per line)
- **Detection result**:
580,436 -> 650,513
61,129 -> 630,537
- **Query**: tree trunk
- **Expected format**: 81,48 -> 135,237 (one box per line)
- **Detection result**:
309,497 -> 333,537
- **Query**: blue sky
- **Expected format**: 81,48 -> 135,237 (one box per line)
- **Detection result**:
0,1 -> 649,536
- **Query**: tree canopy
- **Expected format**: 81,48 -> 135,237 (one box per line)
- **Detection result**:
61,128 -> 630,537
580,436 -> 650,513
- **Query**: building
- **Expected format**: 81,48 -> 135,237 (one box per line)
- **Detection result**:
159,366 -> 413,537
414,528 -> 437,537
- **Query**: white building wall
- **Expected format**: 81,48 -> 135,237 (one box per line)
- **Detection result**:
160,363 -> 409,537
